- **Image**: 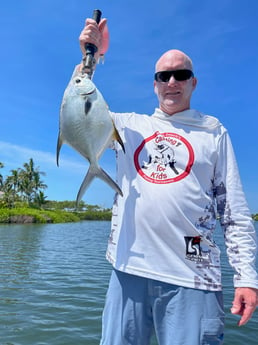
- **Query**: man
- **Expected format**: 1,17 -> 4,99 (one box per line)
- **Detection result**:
78,18 -> 258,345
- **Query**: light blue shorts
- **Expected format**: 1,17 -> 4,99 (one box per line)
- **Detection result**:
100,269 -> 224,345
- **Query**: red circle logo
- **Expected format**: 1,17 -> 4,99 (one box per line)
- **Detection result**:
134,131 -> 194,184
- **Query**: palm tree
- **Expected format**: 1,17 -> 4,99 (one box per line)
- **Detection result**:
0,162 -> 4,188
1,175 -> 18,208
8,169 -> 20,194
0,159 -> 48,208
18,158 -> 47,205
35,191 -> 48,208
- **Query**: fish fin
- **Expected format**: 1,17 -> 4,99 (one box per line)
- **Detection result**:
97,167 -> 123,197
112,123 -> 125,153
76,165 -> 96,206
76,164 -> 123,205
56,133 -> 63,166
84,97 -> 92,115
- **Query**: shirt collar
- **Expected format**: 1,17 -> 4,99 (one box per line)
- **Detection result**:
152,108 -> 220,129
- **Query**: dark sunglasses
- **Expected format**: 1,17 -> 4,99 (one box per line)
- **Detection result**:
154,69 -> 194,82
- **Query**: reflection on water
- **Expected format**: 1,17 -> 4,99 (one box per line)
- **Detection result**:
0,221 -> 257,345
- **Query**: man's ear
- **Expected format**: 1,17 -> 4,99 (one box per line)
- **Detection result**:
192,77 -> 198,90
154,80 -> 158,95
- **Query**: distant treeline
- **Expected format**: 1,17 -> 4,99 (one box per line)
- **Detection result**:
0,158 -> 113,223
0,158 -> 110,212
0,203 -> 112,224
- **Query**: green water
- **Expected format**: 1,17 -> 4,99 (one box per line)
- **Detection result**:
0,221 -> 257,344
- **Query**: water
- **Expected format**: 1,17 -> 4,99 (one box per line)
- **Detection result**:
0,221 -> 257,345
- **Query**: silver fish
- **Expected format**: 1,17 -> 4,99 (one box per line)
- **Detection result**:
56,72 -> 125,204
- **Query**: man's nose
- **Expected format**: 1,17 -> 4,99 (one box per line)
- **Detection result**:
168,75 -> 177,85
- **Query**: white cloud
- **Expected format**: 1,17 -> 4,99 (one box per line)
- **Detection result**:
0,141 -> 86,173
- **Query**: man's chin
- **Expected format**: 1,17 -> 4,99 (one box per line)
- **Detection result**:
160,101 -> 188,115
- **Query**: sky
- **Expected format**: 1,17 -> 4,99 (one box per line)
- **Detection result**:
0,0 -> 257,212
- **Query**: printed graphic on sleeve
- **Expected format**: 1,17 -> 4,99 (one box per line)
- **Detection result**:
134,131 -> 194,184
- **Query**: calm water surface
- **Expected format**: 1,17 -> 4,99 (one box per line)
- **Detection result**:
0,221 -> 257,345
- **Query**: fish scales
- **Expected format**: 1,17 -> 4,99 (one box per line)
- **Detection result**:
57,71 -> 124,204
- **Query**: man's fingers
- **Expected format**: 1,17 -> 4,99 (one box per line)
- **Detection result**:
79,18 -> 108,56
231,302 -> 244,315
231,287 -> 258,326
99,18 -> 108,32
99,19 -> 109,55
231,302 -> 256,326
238,304 -> 256,326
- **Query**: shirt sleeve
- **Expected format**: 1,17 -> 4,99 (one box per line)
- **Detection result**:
214,131 -> 258,288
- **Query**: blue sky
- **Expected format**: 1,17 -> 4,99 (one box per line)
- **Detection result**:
0,0 -> 257,212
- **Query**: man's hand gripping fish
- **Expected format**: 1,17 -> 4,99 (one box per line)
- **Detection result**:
56,70 -> 125,204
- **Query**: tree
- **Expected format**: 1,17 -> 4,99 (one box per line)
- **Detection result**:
34,191 -> 48,208
0,158 -> 48,208
0,162 -> 4,188
18,158 -> 47,205
8,169 -> 20,195
1,174 -> 19,208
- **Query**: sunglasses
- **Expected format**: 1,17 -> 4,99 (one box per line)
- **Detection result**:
154,69 -> 194,82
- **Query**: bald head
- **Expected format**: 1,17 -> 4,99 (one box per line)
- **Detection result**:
155,49 -> 194,72
154,49 -> 197,115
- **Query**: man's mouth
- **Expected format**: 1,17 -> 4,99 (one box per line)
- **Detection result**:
166,91 -> 181,96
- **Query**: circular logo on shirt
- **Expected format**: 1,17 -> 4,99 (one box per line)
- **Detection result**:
134,131 -> 194,184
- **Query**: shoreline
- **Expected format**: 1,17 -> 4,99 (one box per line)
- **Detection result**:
0,208 -> 257,224
0,208 -> 112,224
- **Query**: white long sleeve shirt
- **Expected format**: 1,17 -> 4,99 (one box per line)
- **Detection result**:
106,108 -> 258,291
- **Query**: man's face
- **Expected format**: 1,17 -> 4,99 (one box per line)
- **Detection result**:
154,52 -> 197,115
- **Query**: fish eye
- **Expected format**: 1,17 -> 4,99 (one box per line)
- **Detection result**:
75,78 -> 82,84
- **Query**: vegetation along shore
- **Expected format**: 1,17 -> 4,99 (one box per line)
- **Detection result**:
0,158 -> 256,224
0,158 -> 111,223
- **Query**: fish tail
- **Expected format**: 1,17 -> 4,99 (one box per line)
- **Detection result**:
97,167 -> 123,196
56,133 -> 63,166
76,164 -> 123,205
